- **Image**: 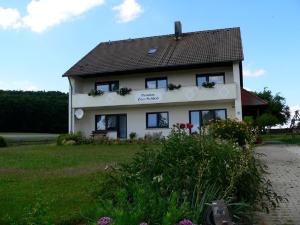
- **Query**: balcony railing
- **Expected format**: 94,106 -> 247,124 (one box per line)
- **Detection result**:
72,83 -> 237,108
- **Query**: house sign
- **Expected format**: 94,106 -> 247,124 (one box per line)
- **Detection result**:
135,92 -> 162,104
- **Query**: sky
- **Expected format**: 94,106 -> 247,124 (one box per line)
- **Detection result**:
0,0 -> 299,113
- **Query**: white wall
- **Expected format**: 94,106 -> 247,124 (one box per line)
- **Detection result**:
73,66 -> 234,94
75,101 -> 236,138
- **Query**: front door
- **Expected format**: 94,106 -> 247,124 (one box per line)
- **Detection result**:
118,114 -> 127,139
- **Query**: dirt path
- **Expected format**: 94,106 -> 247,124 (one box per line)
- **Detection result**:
256,144 -> 300,225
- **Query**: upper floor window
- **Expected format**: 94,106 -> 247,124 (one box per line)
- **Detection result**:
145,77 -> 168,89
146,112 -> 169,128
96,81 -> 119,92
196,73 -> 225,87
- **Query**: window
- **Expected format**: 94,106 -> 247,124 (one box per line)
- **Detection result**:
96,81 -> 119,92
189,109 -> 227,133
95,115 -> 118,131
146,112 -> 169,128
96,115 -> 106,130
145,77 -> 167,89
196,73 -> 225,86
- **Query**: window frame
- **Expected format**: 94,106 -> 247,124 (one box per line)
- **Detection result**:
95,80 -> 119,92
189,109 -> 227,133
145,77 -> 168,89
196,73 -> 225,87
146,111 -> 169,129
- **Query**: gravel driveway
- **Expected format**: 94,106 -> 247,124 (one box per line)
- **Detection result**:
256,144 -> 300,225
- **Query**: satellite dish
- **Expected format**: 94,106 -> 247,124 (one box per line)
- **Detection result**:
75,109 -> 84,119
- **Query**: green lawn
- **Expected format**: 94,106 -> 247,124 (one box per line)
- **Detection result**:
0,144 -> 140,225
262,133 -> 300,145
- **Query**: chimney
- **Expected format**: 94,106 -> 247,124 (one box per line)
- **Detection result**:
174,21 -> 182,40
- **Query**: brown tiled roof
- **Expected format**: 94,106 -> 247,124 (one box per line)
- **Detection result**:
63,27 -> 244,77
241,89 -> 268,106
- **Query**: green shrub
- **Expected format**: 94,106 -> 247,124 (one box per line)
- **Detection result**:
94,127 -> 281,224
56,132 -> 87,145
208,119 -> 256,146
0,136 -> 7,148
129,132 -> 137,140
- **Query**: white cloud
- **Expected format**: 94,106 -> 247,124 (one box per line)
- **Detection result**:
0,0 -> 105,33
113,0 -> 142,23
0,80 -> 39,91
22,0 -> 105,33
243,68 -> 266,77
0,7 -> 22,29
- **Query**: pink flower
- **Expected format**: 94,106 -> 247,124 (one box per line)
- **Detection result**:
97,217 -> 112,225
179,219 -> 194,225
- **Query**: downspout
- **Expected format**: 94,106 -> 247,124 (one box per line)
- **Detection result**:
68,77 -> 73,133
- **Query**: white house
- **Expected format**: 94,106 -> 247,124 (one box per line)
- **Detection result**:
63,22 -> 245,139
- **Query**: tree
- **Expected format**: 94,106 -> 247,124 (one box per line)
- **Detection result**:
0,90 -> 68,133
255,88 -> 290,127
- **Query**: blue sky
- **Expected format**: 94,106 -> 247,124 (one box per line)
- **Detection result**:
0,0 -> 299,111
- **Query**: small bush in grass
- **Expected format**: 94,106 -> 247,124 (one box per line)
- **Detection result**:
0,136 -> 7,148
56,132 -> 87,145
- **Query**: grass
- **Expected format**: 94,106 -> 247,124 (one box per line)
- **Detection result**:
0,133 -> 59,145
0,144 -> 140,225
261,133 -> 300,145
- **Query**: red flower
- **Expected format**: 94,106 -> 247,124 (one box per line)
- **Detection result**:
179,123 -> 186,129
186,123 -> 193,129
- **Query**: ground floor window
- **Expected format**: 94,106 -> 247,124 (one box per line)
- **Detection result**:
146,112 -> 169,128
189,109 -> 227,133
95,114 -> 127,138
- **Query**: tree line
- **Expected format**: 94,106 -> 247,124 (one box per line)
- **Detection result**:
0,90 -> 68,133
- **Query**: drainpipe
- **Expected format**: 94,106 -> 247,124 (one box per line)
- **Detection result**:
68,77 -> 73,133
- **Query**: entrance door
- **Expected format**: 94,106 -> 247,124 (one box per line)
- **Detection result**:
118,114 -> 127,139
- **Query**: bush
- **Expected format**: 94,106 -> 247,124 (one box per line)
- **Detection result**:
56,132 -> 87,145
129,132 -> 137,140
94,126 -> 281,224
208,119 -> 256,147
0,136 -> 7,148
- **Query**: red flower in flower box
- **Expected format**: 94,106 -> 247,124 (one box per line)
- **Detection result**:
179,123 -> 186,129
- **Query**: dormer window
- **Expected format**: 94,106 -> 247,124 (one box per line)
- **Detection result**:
148,48 -> 157,54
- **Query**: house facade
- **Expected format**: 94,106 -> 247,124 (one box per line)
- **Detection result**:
64,23 -> 244,139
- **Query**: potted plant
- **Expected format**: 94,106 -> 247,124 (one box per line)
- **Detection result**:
88,89 -> 104,96
117,87 -> 132,96
202,81 -> 215,88
168,83 -> 182,91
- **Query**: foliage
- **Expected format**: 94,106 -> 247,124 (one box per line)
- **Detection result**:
129,132 -> 137,140
94,126 -> 281,224
0,90 -> 68,133
144,132 -> 163,141
208,119 -> 256,146
256,113 -> 279,130
255,87 -> 290,126
117,88 -> 132,96
202,82 -> 215,88
243,116 -> 254,126
89,89 -> 104,96
56,132 -> 89,145
0,136 -> 7,148
168,83 -> 182,91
